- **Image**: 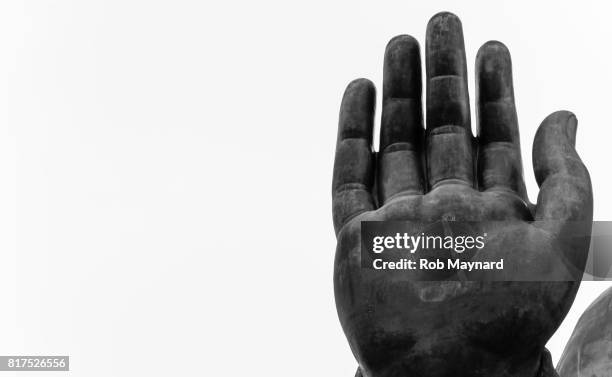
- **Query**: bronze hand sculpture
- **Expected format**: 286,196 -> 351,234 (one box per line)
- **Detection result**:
332,12 -> 593,377
557,287 -> 612,377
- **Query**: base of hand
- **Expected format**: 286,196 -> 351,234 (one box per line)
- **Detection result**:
353,349 -> 559,377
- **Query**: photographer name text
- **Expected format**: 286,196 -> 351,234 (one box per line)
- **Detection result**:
372,258 -> 504,271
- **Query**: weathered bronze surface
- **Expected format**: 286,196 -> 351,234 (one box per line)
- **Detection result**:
332,12 -> 593,377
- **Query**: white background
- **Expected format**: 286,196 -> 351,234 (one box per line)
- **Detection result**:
0,1 -> 610,376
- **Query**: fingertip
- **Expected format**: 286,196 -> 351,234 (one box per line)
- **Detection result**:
534,111 -> 579,169
427,11 -> 462,32
340,78 -> 376,140
542,110 -> 576,123
345,78 -> 375,94
343,78 -> 376,106
476,41 -> 514,102
543,110 -> 578,145
426,11 -> 466,78
476,41 -> 512,68
383,35 -> 422,99
477,40 -> 510,56
386,34 -> 419,50
426,11 -> 464,44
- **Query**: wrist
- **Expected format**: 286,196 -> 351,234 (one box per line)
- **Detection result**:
354,349 -> 558,377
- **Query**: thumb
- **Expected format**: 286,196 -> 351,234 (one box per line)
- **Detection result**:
533,110 -> 592,223
533,111 -> 593,271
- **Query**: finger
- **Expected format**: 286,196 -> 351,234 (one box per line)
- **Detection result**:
379,35 -> 424,203
534,111 -> 592,222
533,111 -> 593,264
476,41 -> 528,199
332,79 -> 376,233
425,12 -> 474,189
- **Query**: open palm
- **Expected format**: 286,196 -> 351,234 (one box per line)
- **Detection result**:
332,12 -> 592,377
